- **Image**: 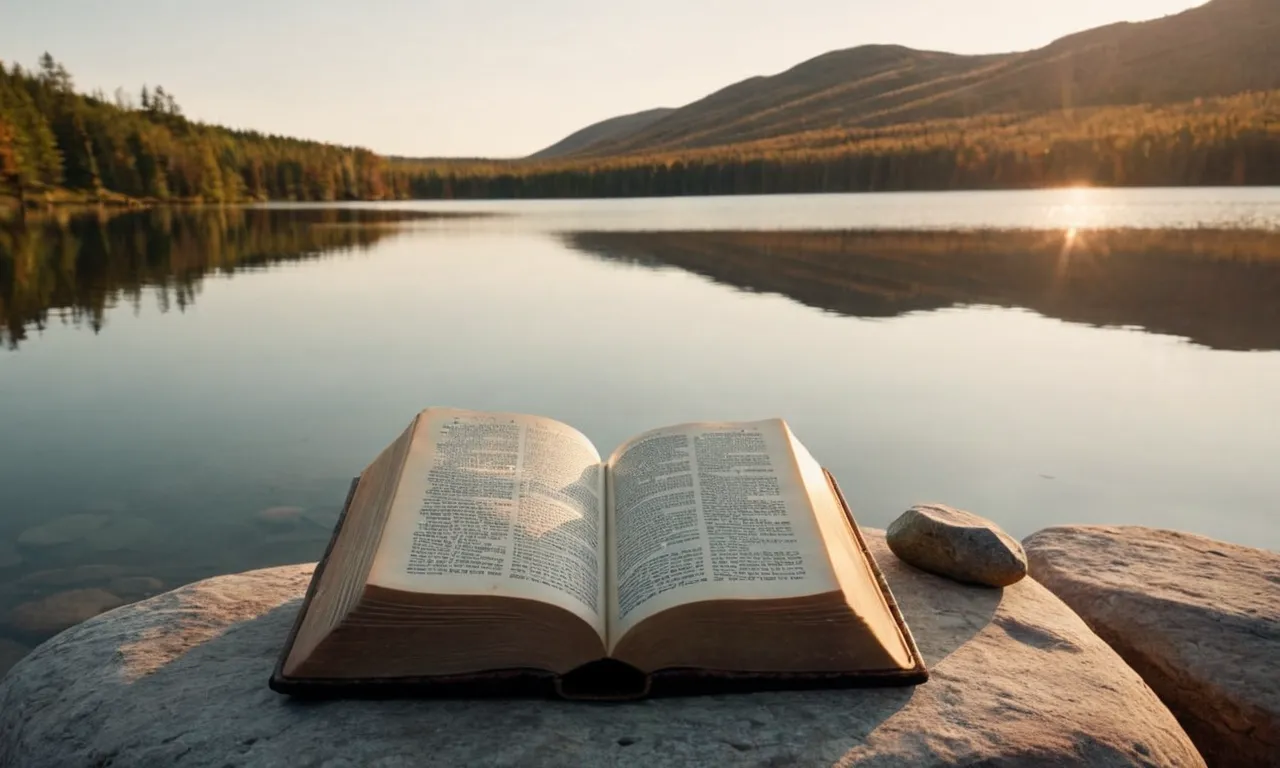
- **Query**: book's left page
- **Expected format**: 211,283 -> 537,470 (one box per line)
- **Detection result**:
367,408 -> 609,641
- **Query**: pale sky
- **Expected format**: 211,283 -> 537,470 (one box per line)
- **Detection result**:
1,0 -> 1203,158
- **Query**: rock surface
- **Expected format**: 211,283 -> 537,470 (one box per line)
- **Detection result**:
887,504 -> 1027,587
18,564 -> 129,588
0,531 -> 1203,768
16,513 -> 110,547
88,516 -> 157,552
1025,525 -> 1280,768
0,639 -> 28,678
4,588 -> 125,635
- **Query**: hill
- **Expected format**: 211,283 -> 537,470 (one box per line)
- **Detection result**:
553,0 -> 1280,157
529,107 -> 674,159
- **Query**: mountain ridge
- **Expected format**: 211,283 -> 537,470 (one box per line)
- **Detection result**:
543,0 -> 1279,159
530,107 -> 674,159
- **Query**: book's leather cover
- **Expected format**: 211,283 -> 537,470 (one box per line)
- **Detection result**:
269,470 -> 929,700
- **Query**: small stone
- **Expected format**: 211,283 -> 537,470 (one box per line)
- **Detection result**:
16,514 -> 111,548
887,504 -> 1027,587
108,577 -> 165,598
0,542 -> 21,569
257,507 -> 304,528
5,589 -> 124,635
0,638 -> 29,678
89,517 -> 156,552
19,564 -> 129,588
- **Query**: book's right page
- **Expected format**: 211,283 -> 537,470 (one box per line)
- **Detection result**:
604,418 -> 841,648
786,429 -> 916,670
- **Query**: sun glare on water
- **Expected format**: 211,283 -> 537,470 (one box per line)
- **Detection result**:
1050,185 -> 1108,231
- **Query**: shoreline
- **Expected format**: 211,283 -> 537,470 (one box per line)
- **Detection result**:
6,180 -> 1280,217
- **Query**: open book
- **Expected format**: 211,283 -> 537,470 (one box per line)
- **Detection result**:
270,408 -> 927,699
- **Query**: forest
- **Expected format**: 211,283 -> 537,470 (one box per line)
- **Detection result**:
0,55 -> 396,205
2,54 -> 1279,205
399,91 -> 1280,196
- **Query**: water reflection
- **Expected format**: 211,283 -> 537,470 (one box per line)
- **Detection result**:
566,228 -> 1280,351
0,207 -> 446,348
9,209 -> 1280,353
2,205 -> 1279,675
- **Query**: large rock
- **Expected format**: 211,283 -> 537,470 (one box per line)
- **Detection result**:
887,504 -> 1027,587
1025,526 -> 1280,768
0,531 -> 1203,767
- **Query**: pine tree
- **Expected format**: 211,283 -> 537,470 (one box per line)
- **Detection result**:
197,141 -> 224,201
0,115 -> 21,202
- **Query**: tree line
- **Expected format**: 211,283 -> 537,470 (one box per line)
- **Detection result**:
1,54 -> 396,204
397,91 -> 1280,197
2,54 -> 1279,205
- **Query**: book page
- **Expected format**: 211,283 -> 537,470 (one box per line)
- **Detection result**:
605,418 -> 839,645
368,408 -> 607,638
788,432 -> 915,669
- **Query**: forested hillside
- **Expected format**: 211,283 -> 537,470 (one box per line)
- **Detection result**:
397,91 -> 1280,196
0,55 -> 401,204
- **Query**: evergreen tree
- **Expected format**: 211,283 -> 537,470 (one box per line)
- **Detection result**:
0,116 -> 20,199
197,142 -> 223,201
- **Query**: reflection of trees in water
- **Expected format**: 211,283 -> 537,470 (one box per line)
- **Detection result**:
567,229 -> 1280,352
0,207 -> 434,348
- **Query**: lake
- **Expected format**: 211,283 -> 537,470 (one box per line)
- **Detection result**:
2,187 -> 1279,666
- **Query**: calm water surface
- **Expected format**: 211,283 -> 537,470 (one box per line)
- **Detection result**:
2,188 -> 1279,662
